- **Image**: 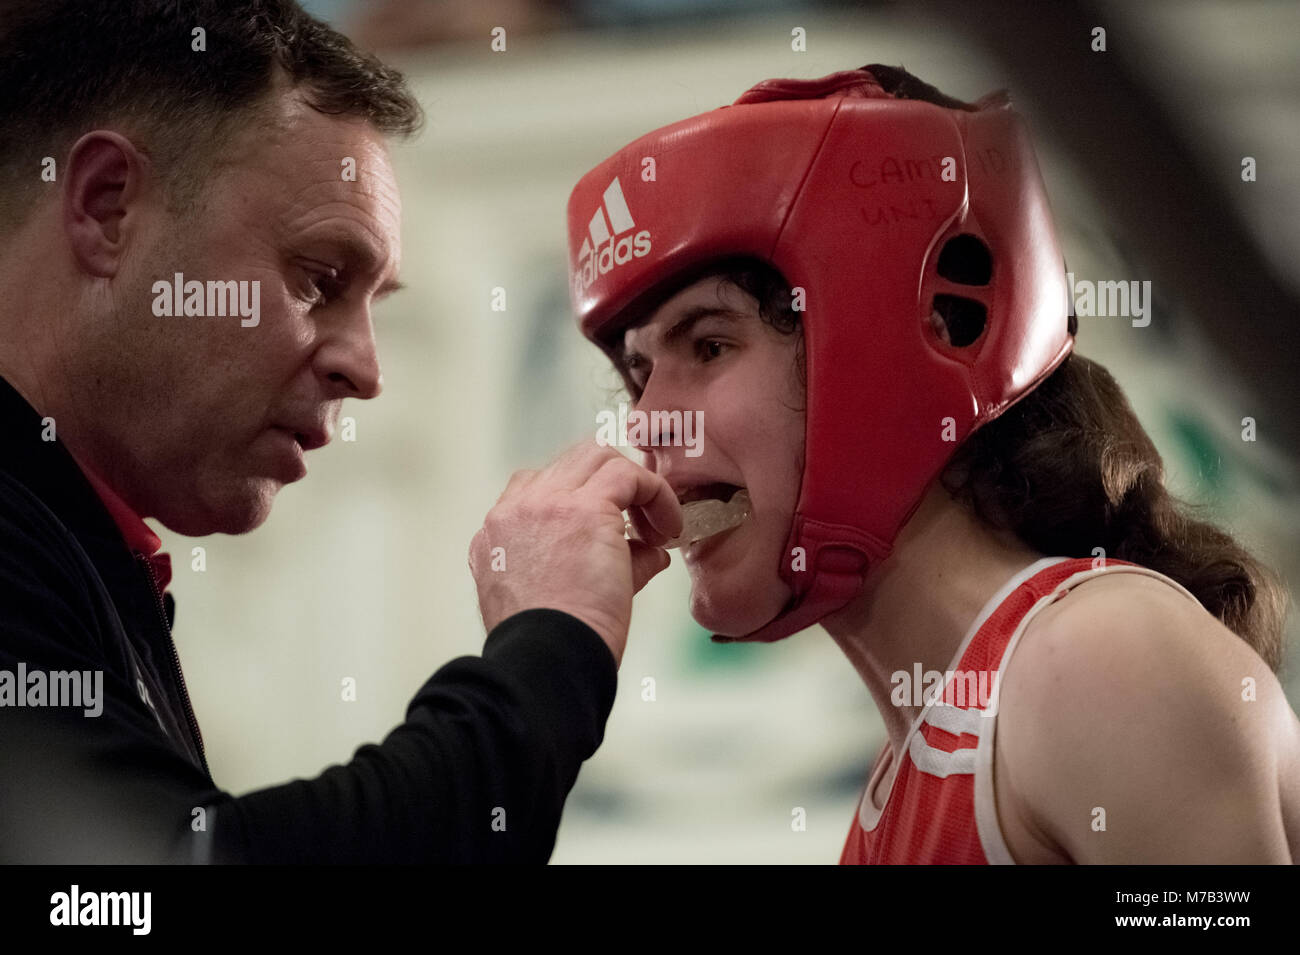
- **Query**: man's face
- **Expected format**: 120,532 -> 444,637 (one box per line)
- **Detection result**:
619,275 -> 805,636
69,93 -> 402,535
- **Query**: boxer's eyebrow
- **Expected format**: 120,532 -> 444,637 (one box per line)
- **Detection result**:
661,306 -> 747,346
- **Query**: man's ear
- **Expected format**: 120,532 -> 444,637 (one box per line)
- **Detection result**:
63,131 -> 154,278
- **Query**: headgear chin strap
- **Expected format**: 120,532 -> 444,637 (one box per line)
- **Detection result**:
567,66 -> 1073,643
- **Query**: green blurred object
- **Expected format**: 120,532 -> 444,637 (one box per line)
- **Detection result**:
1167,409 -> 1226,502
681,621 -> 764,672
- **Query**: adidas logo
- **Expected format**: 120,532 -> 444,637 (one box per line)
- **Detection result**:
574,176 -> 652,296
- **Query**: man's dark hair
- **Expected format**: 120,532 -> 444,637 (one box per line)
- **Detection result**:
0,0 -> 423,226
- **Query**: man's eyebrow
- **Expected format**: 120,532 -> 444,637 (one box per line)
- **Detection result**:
375,277 -> 405,300
307,228 -> 401,296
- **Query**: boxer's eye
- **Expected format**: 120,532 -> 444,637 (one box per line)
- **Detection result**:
695,337 -> 730,362
622,352 -> 648,395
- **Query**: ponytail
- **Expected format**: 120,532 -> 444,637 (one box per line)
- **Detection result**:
942,353 -> 1289,670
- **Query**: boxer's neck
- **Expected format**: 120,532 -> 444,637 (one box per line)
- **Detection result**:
821,482 -> 1045,757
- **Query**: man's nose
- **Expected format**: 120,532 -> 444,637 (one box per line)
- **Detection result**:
316,304 -> 383,400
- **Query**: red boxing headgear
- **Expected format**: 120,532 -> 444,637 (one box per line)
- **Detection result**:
567,66 -> 1073,643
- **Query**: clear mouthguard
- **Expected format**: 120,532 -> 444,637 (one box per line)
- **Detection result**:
625,489 -> 751,550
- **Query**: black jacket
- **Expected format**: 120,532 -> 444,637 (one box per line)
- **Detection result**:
0,375 -> 616,863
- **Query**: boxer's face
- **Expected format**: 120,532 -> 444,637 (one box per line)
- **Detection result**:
619,275 -> 805,635
67,92 -> 402,535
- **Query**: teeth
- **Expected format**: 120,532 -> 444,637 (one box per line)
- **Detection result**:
627,489 -> 750,550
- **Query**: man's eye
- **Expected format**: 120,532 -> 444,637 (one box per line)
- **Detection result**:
301,268 -> 341,306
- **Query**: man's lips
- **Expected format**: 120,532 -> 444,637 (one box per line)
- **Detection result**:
267,427 -> 309,481
274,425 -> 330,452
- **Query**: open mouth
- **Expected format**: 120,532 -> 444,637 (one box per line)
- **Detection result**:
678,482 -> 744,505
641,484 -> 750,550
626,482 -> 751,549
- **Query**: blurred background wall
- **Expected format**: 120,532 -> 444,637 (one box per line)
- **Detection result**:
156,0 -> 1300,863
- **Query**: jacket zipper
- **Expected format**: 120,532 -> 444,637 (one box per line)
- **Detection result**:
136,553 -> 211,779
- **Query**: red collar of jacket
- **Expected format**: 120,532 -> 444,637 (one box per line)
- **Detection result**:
73,460 -> 173,592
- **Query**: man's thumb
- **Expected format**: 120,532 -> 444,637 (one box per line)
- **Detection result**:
629,541 -> 670,593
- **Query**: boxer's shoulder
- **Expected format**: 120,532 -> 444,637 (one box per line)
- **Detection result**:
991,569 -> 1296,862
1012,567 -> 1261,694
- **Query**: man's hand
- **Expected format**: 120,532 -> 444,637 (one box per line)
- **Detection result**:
468,442 -> 682,667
